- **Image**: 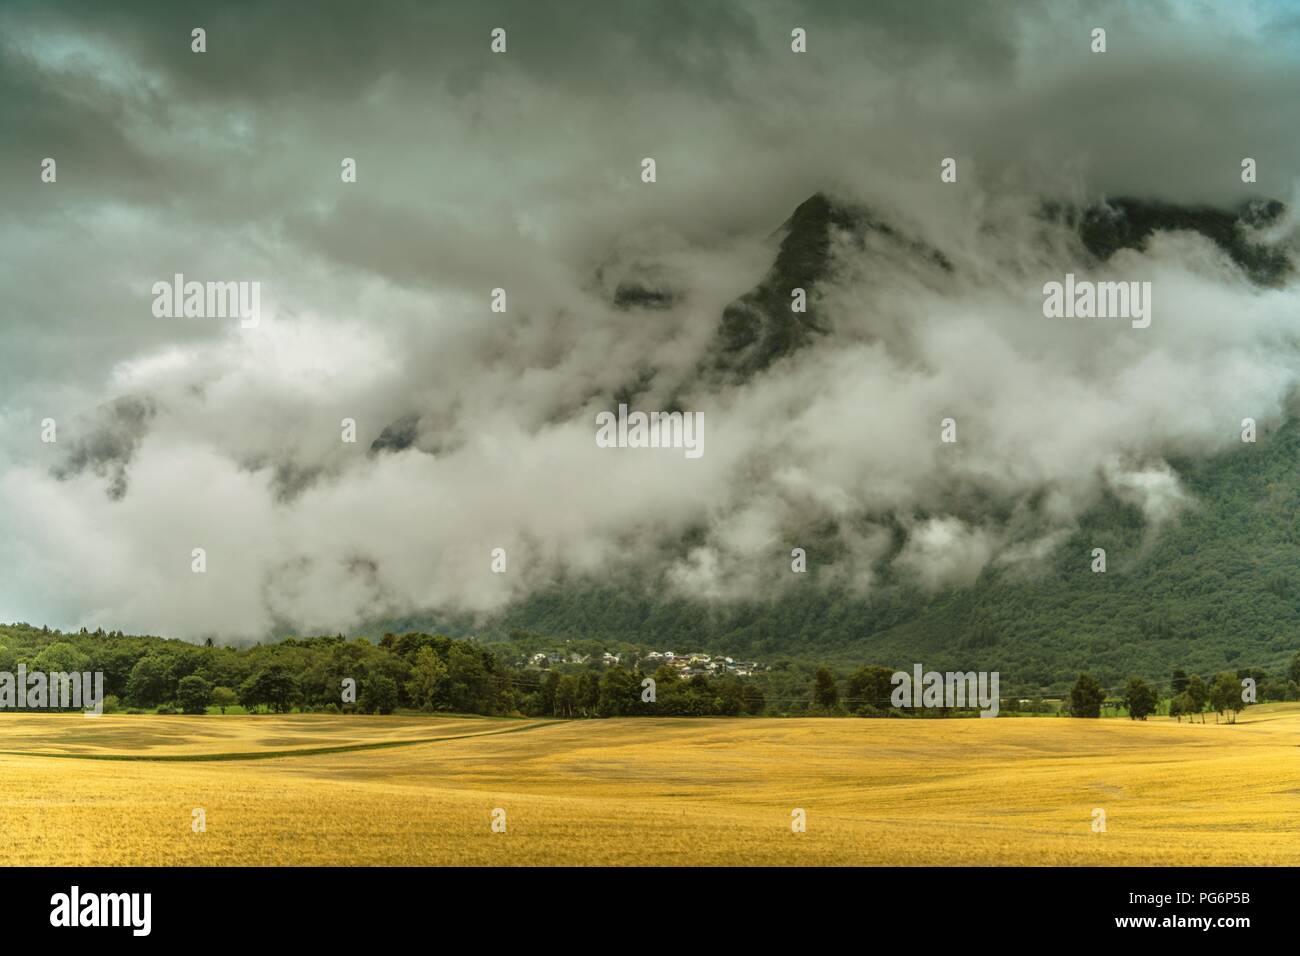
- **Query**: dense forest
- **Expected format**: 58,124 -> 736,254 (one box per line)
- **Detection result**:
1,621 -> 1297,718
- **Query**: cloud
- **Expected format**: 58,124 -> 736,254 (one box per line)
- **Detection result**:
52,395 -> 157,500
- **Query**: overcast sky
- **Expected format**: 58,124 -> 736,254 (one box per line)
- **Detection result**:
2,0 -> 1298,641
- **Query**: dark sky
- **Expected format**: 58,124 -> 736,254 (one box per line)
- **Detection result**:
1,0 -> 1297,639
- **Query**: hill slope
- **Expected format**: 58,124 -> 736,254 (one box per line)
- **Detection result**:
368,193 -> 1298,690
377,402 -> 1300,692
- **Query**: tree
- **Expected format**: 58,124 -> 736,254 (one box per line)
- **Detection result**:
164,652 -> 202,689
361,674 -> 399,715
554,675 -> 579,717
395,632 -> 449,661
845,665 -> 894,715
444,644 -> 491,713
93,648 -> 140,697
1288,650 -> 1300,687
538,671 -> 560,716
742,682 -> 766,716
812,667 -> 838,710
405,646 -> 447,710
713,677 -> 746,716
1209,672 -> 1244,723
125,656 -> 171,707
239,665 -> 298,714
597,667 -> 640,717
1171,668 -> 1189,696
1123,677 -> 1158,720
1185,674 -> 1209,723
211,685 -> 237,714
33,641 -> 90,674
652,665 -> 681,689
577,671 -> 601,717
1258,677 -> 1290,703
1169,694 -> 1185,722
176,675 -> 213,715
1068,673 -> 1105,718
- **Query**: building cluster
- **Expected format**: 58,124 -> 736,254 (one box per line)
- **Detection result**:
524,651 -> 621,668
520,648 -> 764,678
642,650 -> 765,678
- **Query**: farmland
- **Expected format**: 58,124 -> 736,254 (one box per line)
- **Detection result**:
1,707 -> 1298,865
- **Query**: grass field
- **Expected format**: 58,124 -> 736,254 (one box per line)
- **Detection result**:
2,706 -> 1298,865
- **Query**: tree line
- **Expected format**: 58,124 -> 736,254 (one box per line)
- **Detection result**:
1,623 -> 1295,720
0,625 -> 766,717
1063,663 -> 1297,723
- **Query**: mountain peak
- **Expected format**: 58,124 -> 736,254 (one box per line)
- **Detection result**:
706,193 -> 948,383
1073,197 -> 1291,285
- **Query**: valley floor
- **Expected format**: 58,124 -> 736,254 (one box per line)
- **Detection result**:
2,707 -> 1298,865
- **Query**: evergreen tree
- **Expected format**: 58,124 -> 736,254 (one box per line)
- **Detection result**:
1068,673 -> 1105,718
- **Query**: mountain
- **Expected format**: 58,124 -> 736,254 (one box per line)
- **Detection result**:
365,193 -> 1298,692
370,193 -> 1289,453
1076,197 -> 1290,285
705,192 -> 953,383
370,191 -> 953,450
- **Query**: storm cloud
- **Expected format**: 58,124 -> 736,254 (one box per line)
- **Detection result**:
1,0 -> 1298,640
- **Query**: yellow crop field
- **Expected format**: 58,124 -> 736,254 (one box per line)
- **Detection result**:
2,707 -> 1298,866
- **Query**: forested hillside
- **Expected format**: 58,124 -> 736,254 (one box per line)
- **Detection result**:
379,410 -> 1300,692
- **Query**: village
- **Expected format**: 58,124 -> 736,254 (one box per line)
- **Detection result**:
518,648 -> 766,679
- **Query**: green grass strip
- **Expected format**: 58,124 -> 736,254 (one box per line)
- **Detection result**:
0,719 -> 566,762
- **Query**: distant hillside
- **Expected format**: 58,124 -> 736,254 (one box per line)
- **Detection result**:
365,192 -> 1298,692
374,410 -> 1300,693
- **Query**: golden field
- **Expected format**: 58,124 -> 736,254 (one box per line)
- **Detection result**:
2,706 -> 1299,865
